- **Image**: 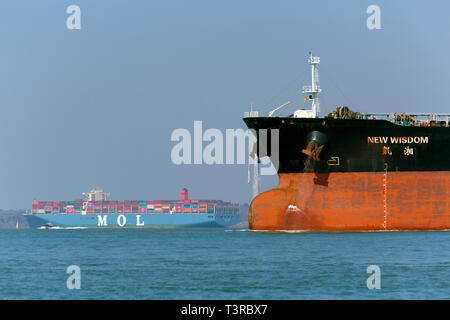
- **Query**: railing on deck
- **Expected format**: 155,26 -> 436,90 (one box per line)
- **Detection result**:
244,111 -> 259,118
360,113 -> 450,127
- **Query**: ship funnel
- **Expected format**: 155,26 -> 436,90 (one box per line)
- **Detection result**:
181,188 -> 189,201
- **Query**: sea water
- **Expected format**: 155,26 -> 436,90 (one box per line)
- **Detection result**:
0,228 -> 449,299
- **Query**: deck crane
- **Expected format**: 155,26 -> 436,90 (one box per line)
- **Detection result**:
268,101 -> 291,117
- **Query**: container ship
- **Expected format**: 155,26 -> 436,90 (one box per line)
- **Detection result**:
243,53 -> 450,232
24,188 -> 240,228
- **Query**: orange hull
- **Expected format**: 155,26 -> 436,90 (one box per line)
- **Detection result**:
249,172 -> 450,231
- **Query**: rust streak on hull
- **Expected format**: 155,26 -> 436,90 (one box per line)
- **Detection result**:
249,172 -> 450,231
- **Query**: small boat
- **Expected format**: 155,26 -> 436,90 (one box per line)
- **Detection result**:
43,222 -> 54,229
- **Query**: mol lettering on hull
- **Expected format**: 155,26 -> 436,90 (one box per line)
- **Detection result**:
97,215 -> 145,227
24,213 -> 240,228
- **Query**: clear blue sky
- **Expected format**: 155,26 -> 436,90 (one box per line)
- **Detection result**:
1,1 -> 449,208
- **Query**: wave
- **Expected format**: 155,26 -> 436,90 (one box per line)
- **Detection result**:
37,226 -> 89,230
249,229 -> 450,234
250,229 -> 311,234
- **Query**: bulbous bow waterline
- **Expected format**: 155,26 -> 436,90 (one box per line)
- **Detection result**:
249,172 -> 450,232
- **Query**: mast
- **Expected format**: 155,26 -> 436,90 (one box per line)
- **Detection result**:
302,52 -> 321,118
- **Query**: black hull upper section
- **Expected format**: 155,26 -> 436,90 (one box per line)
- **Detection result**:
243,117 -> 450,173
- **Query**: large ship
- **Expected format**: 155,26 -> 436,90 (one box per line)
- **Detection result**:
24,188 -> 240,228
243,53 -> 450,231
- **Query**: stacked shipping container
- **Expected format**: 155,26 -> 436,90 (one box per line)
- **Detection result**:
30,190 -> 239,216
